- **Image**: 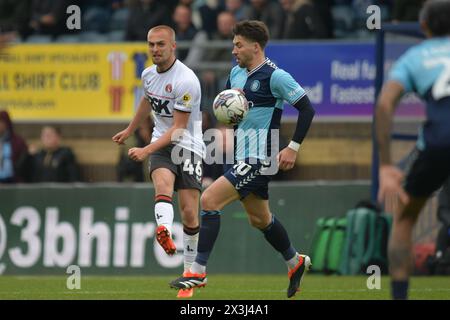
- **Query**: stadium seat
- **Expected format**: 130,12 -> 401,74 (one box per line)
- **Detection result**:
107,30 -> 125,42
79,31 -> 109,43
342,30 -> 374,40
354,29 -> 373,40
82,6 -> 111,33
333,0 -> 352,4
331,5 -> 354,39
379,5 -> 391,22
55,34 -> 81,43
109,8 -> 129,31
25,35 -> 53,43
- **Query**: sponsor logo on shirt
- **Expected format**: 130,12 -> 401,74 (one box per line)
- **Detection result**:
149,96 -> 171,115
288,86 -> 302,97
181,93 -> 192,107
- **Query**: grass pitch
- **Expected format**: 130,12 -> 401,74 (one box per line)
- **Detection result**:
0,274 -> 449,300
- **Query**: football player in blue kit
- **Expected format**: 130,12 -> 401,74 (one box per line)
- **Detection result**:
170,20 -> 315,298
376,0 -> 450,300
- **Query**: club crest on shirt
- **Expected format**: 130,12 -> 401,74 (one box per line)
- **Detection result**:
165,84 -> 172,93
250,80 -> 260,92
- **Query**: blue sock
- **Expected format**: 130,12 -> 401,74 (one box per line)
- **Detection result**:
391,280 -> 409,300
262,215 -> 296,261
194,210 -> 221,266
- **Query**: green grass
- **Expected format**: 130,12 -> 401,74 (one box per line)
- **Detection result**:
0,274 -> 449,300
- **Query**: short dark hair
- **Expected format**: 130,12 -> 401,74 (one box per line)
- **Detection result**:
420,0 -> 450,36
232,20 -> 269,49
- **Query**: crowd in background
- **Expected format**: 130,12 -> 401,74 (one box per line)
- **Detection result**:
0,110 -> 81,184
0,0 -> 426,44
0,0 -> 429,185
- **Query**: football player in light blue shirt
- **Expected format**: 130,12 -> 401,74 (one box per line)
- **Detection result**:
376,0 -> 450,300
170,20 -> 315,298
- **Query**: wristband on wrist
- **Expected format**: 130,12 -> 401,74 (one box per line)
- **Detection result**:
288,140 -> 300,152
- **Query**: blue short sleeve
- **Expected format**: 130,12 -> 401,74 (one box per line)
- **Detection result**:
270,69 -> 306,105
388,52 -> 415,93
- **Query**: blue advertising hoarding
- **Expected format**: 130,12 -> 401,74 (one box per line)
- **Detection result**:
265,42 -> 424,119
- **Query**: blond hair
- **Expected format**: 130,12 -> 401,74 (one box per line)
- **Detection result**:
148,25 -> 176,42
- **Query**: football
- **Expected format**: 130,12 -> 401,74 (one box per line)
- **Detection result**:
212,89 -> 249,125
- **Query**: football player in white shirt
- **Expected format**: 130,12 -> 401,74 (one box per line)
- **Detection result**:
112,25 -> 204,298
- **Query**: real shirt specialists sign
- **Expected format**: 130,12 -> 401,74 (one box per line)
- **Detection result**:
0,44 -> 150,121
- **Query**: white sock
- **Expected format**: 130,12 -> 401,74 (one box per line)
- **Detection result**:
287,253 -> 300,270
154,197 -> 174,235
183,231 -> 199,273
190,261 -> 206,275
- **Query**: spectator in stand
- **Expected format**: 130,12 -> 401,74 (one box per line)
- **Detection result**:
279,0 -> 329,39
30,126 -> 80,182
225,0 -> 251,21
80,0 -> 125,34
0,0 -> 32,40
314,0 -> 334,38
0,110 -> 30,183
201,11 -> 236,64
177,0 -> 203,29
164,0 -> 181,15
185,11 -> 236,108
29,0 -> 74,38
178,0 -> 194,8
247,0 -> 284,39
173,4 -> 198,61
0,31 -> 16,50
392,0 -> 426,22
125,0 -> 172,41
197,0 -> 225,36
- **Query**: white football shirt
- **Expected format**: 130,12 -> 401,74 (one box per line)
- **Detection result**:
142,59 -> 205,158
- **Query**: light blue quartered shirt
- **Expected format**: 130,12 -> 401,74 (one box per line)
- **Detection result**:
226,58 -> 305,160
389,37 -> 450,150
